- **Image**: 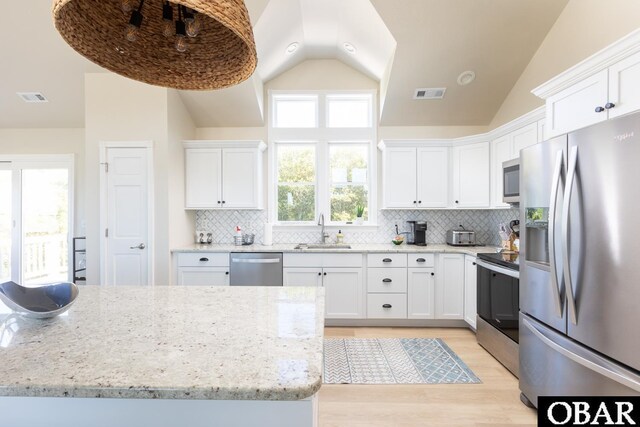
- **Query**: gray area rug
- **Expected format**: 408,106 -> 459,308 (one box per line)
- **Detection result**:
324,338 -> 481,384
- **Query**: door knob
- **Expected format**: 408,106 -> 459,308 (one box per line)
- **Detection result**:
605,102 -> 615,110
595,106 -> 605,113
130,243 -> 146,250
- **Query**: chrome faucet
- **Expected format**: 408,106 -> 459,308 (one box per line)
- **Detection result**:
318,214 -> 329,244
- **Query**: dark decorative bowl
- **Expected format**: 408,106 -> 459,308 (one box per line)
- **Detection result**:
0,281 -> 79,319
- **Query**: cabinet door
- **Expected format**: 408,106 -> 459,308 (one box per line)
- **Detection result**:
383,148 -> 417,208
177,267 -> 229,286
491,135 -> 512,208
283,268 -> 322,287
222,148 -> 261,208
463,256 -> 477,328
407,268 -> 435,319
416,147 -> 448,207
546,69 -> 608,138
452,142 -> 490,208
511,122 -> 538,156
435,254 -> 464,319
185,149 -> 222,209
323,268 -> 364,319
608,50 -> 640,119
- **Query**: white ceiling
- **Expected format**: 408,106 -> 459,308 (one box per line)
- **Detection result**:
0,0 -> 568,129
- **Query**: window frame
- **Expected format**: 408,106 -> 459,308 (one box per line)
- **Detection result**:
268,90 -> 377,227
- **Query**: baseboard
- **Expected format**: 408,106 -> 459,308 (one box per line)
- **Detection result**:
325,319 -> 471,328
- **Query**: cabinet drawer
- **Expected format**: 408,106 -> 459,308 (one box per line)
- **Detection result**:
367,253 -> 407,268
367,294 -> 407,319
177,252 -> 229,267
407,253 -> 435,268
367,268 -> 407,293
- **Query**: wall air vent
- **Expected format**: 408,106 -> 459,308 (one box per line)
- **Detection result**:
413,88 -> 446,100
17,92 -> 48,103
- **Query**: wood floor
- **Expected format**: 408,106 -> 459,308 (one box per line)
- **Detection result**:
319,327 -> 537,427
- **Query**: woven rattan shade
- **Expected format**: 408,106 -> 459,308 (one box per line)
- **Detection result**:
53,0 -> 257,90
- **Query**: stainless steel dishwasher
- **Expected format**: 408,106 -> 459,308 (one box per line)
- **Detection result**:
229,252 -> 283,286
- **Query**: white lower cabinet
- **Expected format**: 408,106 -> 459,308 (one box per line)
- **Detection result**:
464,255 -> 477,329
407,268 -> 435,319
283,253 -> 364,320
323,268 -> 364,319
177,267 -> 229,286
435,254 -> 465,319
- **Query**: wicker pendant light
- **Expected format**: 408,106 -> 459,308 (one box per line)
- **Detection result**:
53,0 -> 257,90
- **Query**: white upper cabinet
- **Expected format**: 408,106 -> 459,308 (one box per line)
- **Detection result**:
382,147 -> 418,208
416,147 -> 449,208
184,141 -> 266,210
452,142 -> 490,208
533,32 -> 640,138
491,122 -> 538,208
381,144 -> 449,209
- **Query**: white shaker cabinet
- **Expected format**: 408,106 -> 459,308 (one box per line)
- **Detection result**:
435,254 -> 465,319
464,255 -> 477,329
323,268 -> 364,319
407,268 -> 435,319
381,143 -> 449,209
184,141 -> 266,209
283,268 -> 322,287
452,142 -> 490,208
607,50 -> 640,119
177,267 -> 229,286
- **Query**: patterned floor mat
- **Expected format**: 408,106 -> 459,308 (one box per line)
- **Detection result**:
324,338 -> 481,384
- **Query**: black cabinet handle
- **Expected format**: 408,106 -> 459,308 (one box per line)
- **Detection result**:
492,273 -> 497,277
605,102 -> 616,110
595,106 -> 605,113
318,272 -> 321,276
199,257 -> 209,262
217,201 -> 221,204
382,304 -> 392,309
416,258 -> 426,263
225,271 -> 229,275
382,278 -> 392,283
413,200 -> 417,204
382,258 -> 392,263
431,272 -> 435,276
222,201 -> 226,204
323,272 -> 327,276
455,200 -> 459,204
473,262 -> 476,266
418,201 -> 422,204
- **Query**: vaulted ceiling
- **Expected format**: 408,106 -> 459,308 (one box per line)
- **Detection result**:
0,0 -> 568,129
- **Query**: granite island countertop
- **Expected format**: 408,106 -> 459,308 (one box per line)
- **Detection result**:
172,243 -> 500,256
0,286 -> 325,401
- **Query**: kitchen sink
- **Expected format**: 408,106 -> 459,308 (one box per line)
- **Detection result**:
294,243 -> 352,250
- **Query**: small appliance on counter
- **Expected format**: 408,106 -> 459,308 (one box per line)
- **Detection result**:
406,220 -> 427,246
446,225 -> 476,246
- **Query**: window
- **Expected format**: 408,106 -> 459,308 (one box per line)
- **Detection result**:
270,91 -> 376,225
277,144 -> 316,222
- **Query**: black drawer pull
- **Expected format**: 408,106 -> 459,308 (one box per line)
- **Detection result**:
382,304 -> 392,309
199,257 -> 209,262
225,272 -> 229,275
431,272 -> 435,276
382,278 -> 392,283
382,258 -> 392,263
416,258 -> 426,263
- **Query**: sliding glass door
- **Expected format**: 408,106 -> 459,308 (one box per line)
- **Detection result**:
0,157 -> 73,286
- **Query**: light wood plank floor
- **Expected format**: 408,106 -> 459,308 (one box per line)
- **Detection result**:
319,327 -> 536,427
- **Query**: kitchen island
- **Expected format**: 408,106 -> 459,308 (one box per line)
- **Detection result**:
0,286 -> 324,427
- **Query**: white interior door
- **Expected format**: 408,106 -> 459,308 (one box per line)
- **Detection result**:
103,146 -> 151,286
0,164 -> 12,283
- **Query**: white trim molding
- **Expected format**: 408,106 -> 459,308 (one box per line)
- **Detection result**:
183,140 -> 266,151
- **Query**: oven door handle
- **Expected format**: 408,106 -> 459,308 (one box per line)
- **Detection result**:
475,259 -> 520,279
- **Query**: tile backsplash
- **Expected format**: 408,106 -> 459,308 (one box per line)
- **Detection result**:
195,208 -> 519,246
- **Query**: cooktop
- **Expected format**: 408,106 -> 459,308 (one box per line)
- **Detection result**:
477,251 -> 520,271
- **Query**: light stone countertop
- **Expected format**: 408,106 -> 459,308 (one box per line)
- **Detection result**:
172,243 -> 500,256
0,286 -> 325,401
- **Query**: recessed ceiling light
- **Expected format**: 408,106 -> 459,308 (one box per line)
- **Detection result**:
457,70 -> 476,86
285,42 -> 299,55
343,42 -> 357,54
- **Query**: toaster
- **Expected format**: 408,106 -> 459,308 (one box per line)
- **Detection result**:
446,228 -> 477,246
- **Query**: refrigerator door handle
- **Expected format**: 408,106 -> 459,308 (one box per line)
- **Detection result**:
548,150 -> 564,318
522,317 -> 640,392
562,146 -> 579,325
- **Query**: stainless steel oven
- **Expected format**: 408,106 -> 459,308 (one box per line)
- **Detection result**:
502,158 -> 520,204
476,252 -> 520,377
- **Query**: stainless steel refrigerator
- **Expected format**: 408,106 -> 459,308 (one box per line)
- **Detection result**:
519,112 -> 640,407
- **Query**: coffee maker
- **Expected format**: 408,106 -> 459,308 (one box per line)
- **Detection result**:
406,221 -> 427,246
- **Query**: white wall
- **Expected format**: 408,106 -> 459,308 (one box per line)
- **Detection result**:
84,73 -> 169,285
0,128 -> 85,233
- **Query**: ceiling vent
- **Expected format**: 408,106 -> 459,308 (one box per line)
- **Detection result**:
413,88 -> 446,100
17,92 -> 48,103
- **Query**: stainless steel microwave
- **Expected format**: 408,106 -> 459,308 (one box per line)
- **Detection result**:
502,158 -> 520,204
